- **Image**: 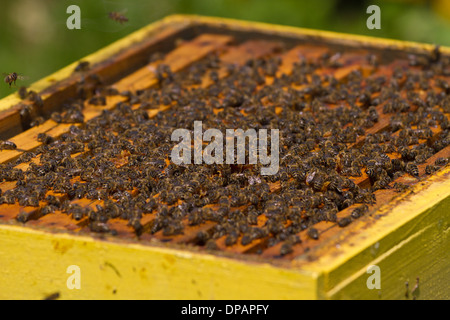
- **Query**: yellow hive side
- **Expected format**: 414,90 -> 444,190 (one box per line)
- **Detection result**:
0,225 -> 318,300
301,166 -> 450,299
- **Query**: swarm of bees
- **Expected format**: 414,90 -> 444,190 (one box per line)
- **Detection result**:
1,38 -> 449,259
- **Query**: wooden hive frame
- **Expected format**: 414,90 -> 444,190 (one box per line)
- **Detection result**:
0,15 -> 449,300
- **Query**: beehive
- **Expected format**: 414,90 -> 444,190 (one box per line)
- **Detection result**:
0,15 -> 449,300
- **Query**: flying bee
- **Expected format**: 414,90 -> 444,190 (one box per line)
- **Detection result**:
4,72 -> 28,87
108,11 -> 129,24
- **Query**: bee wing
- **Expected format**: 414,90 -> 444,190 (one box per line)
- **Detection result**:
17,75 -> 29,81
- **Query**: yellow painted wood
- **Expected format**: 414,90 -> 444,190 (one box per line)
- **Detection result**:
167,14 -> 450,54
0,225 -> 318,300
0,15 -> 449,300
303,166 -> 450,299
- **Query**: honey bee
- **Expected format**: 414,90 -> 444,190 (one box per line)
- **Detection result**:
414,153 -> 429,164
342,198 -> 354,209
354,189 -> 376,204
337,217 -> 352,228
280,241 -> 294,256
393,182 -> 411,192
74,61 -> 90,72
188,209 -> 204,226
225,230 -> 239,246
391,158 -> 405,172
0,140 -> 17,150
307,227 -> 319,240
89,94 -> 106,106
108,11 -> 129,24
424,165 -> 439,175
405,162 -> 419,177
128,217 -> 143,235
327,175 -> 343,193
430,45 -> 441,63
365,159 -> 379,179
18,86 -> 28,99
3,72 -> 27,87
43,292 -> 60,301
351,204 -> 369,219
89,221 -> 111,233
381,143 -> 396,154
372,174 -> 391,190
341,166 -> 362,177
37,133 -> 54,145
435,157 -> 449,166
240,233 -> 253,246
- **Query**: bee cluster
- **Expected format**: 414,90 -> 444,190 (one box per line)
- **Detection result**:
1,40 -> 449,258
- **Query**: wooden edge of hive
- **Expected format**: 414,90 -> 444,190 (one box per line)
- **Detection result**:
0,221 -> 320,299
165,14 -> 450,54
297,165 -> 450,298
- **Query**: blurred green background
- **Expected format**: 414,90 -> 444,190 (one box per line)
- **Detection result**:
1,0 -> 450,100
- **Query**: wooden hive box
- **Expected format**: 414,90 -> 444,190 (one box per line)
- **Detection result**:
0,15 -> 449,300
